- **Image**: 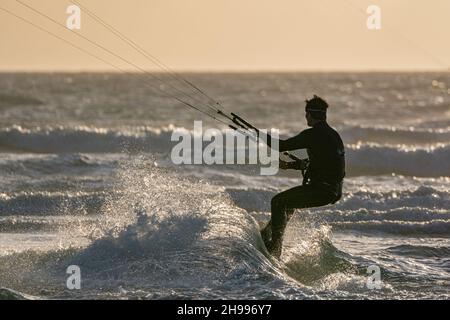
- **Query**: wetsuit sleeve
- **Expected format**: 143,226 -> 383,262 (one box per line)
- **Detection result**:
267,129 -> 313,152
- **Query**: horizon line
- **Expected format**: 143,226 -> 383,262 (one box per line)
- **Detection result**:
0,68 -> 449,74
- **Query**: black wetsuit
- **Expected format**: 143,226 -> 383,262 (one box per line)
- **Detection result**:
262,121 -> 346,256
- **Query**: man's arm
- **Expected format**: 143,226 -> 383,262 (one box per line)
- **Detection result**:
266,129 -> 312,152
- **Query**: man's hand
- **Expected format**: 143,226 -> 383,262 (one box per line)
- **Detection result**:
279,159 -> 292,170
295,159 -> 308,170
279,158 -> 309,170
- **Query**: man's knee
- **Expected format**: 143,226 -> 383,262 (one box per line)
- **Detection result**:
271,194 -> 289,227
272,187 -> 304,209
271,193 -> 285,210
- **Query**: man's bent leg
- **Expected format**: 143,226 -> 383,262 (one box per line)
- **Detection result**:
265,185 -> 335,257
261,196 -> 297,248
267,186 -> 305,257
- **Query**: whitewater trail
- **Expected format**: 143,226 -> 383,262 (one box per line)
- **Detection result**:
1,154 -> 449,298
0,155 -> 366,299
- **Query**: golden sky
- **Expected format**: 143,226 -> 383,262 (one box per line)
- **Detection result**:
0,0 -> 449,71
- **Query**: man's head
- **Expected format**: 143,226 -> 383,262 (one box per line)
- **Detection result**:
305,95 -> 328,127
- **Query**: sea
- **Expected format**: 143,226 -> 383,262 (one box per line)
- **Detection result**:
0,72 -> 449,299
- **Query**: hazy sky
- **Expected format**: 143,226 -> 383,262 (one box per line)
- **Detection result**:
0,0 -> 449,71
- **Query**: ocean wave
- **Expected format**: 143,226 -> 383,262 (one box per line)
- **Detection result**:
334,185 -> 450,211
319,207 -> 450,223
0,153 -> 125,181
282,226 -> 358,285
385,244 -> 450,258
0,287 -> 39,300
0,191 -> 107,216
0,158 -> 363,299
226,188 -> 274,213
0,216 -> 97,233
2,125 -> 450,177
227,185 -> 450,215
339,125 -> 450,144
331,220 -> 450,237
0,125 -> 176,153
346,143 -> 450,177
0,157 -> 447,298
0,93 -> 43,107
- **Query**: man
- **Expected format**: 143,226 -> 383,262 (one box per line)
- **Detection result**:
261,95 -> 346,258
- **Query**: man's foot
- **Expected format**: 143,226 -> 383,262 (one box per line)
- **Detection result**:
266,240 -> 282,259
260,223 -> 272,246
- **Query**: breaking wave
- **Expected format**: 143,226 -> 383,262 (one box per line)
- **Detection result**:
0,157 -> 368,299
1,125 -> 450,177
339,125 -> 450,144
